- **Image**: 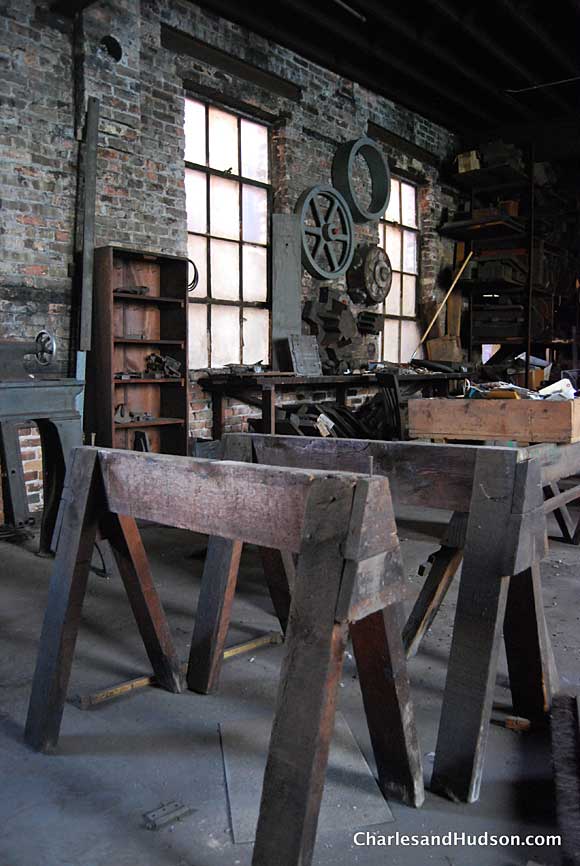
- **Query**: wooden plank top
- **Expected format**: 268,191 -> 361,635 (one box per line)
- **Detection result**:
91,446 -> 392,555
235,434 -> 527,514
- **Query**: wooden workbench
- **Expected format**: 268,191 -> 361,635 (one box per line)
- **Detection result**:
201,371 -> 464,438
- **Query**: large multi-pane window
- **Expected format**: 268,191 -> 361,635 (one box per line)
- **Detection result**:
380,178 -> 423,362
184,97 -> 270,368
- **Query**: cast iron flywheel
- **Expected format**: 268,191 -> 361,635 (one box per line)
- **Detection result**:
295,185 -> 355,280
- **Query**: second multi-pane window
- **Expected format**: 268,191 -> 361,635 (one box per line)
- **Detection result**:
380,178 -> 423,363
184,97 -> 270,368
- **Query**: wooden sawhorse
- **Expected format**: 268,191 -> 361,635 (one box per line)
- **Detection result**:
216,433 -> 555,805
25,446 -> 422,866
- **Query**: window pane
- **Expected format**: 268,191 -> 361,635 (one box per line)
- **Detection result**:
242,185 -> 267,244
384,178 -> 400,223
210,176 -> 239,240
242,307 -> 269,364
383,318 -> 399,363
184,98 -> 206,165
185,170 -> 207,233
208,107 -> 239,174
210,238 -> 239,301
187,234 -> 207,298
384,272 -> 401,316
384,224 -> 401,271
403,230 -> 417,273
242,244 -> 267,302
211,305 -> 240,367
402,274 -> 416,317
241,119 -> 269,182
401,320 -> 423,362
188,303 -> 208,368
401,182 -> 417,228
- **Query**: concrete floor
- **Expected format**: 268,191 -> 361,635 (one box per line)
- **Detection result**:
0,508 -> 578,866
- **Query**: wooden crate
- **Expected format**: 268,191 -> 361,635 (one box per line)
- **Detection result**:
408,397 -> 580,444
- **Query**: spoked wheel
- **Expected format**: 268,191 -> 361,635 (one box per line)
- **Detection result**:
295,185 -> 355,280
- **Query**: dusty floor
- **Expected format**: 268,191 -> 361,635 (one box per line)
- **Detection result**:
0,507 -> 578,866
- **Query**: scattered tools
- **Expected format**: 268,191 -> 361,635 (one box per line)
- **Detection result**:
145,353 -> 181,378
114,403 -> 155,424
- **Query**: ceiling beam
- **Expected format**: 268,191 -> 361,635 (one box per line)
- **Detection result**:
423,0 -> 574,116
356,0 -> 534,122
278,0 -> 497,124
498,0 -> 579,77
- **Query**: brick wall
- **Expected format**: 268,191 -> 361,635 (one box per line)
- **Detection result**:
0,0 -> 459,450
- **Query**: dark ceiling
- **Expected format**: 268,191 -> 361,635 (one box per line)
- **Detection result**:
194,0 -> 580,158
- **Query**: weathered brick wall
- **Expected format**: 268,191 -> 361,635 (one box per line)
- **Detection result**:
0,0 -> 459,449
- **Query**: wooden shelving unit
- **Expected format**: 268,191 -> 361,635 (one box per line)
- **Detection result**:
85,246 -> 189,455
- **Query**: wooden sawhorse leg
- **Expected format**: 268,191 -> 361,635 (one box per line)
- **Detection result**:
253,480 -> 423,866
402,511 -> 467,659
504,561 -> 558,721
25,450 -> 183,752
351,602 -> 424,807
431,452 -> 553,803
544,481 -> 580,545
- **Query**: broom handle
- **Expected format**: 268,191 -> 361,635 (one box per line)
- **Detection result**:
411,251 -> 473,360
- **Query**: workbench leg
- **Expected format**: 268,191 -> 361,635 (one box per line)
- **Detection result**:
187,536 -> 243,694
212,392 -> 225,440
351,603 -> 424,807
503,561 -> 557,721
24,449 -> 102,752
0,420 -> 29,530
37,418 -> 83,554
261,384 -> 276,435
102,513 -> 183,694
259,547 -> 293,634
431,568 -> 509,803
402,545 -> 463,659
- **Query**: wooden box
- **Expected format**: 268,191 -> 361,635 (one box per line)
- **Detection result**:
408,397 -> 580,444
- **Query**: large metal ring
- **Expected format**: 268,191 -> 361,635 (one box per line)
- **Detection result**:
295,185 -> 355,280
332,136 -> 391,224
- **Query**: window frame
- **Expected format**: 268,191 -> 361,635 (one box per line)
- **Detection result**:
184,94 -> 273,369
379,177 -> 421,364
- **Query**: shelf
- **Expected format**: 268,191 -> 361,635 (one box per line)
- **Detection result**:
114,378 -> 185,384
451,163 -> 530,193
114,417 -> 185,428
113,337 -> 185,346
460,279 -> 554,296
113,293 -> 184,306
440,216 -> 526,242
